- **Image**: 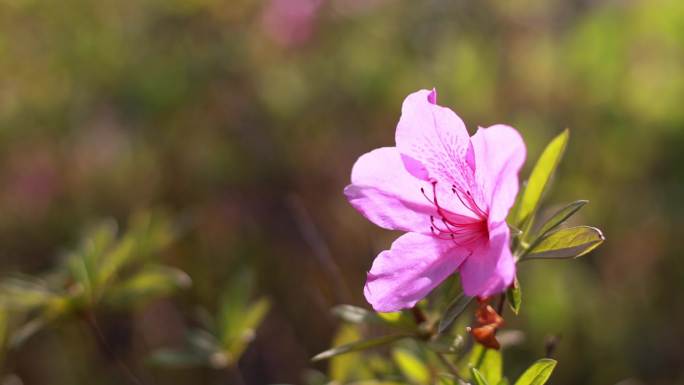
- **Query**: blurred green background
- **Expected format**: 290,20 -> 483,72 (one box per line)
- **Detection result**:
0,0 -> 683,384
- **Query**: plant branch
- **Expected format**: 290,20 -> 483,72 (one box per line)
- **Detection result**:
84,311 -> 145,385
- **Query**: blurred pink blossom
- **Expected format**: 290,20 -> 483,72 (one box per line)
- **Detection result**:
260,0 -> 323,47
344,89 -> 526,311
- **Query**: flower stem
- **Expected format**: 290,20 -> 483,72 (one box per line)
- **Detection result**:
85,311 -> 145,385
436,352 -> 466,383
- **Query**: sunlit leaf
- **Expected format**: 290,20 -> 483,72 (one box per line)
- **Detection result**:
461,344 -> 502,384
515,130 -> 569,228
438,294 -> 473,334
533,200 -> 588,241
525,226 -> 604,260
506,279 -> 522,315
477,348 -> 502,385
96,236 -> 136,289
329,325 -> 373,382
105,265 -> 191,306
217,272 -> 252,342
0,277 -> 59,310
223,298 -> 270,360
377,311 -> 418,331
392,348 -> 430,385
513,359 -> 557,385
312,334 -> 408,361
471,368 -> 491,385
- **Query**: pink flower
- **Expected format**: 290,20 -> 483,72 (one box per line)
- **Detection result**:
344,89 -> 526,312
260,0 -> 323,48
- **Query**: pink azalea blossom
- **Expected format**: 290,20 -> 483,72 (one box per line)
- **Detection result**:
344,89 -> 526,312
260,0 -> 323,48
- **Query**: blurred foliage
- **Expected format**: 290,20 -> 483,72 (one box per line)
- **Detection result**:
149,271 -> 270,369
0,212 -> 189,349
0,0 -> 682,384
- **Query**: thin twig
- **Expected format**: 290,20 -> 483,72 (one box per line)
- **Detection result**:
436,352 -> 467,383
286,194 -> 352,304
85,311 -> 145,385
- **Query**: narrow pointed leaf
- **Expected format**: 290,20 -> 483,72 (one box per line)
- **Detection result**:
531,200 -> 588,242
461,344 -> 501,383
105,265 -> 191,306
312,334 -> 407,361
506,279 -> 522,315
525,226 -> 604,260
515,130 -> 569,227
148,348 -> 214,368
438,294 -> 473,334
497,378 -> 510,385
476,347 -> 502,385
513,359 -> 557,385
471,368 -> 491,385
393,348 -> 431,385
332,305 -> 416,331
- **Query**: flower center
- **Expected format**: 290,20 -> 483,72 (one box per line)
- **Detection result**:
420,181 -> 488,247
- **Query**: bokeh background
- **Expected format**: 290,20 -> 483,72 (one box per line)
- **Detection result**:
0,0 -> 683,384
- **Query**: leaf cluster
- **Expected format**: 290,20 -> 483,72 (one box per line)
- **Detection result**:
148,271 -> 271,369
0,211 -> 190,349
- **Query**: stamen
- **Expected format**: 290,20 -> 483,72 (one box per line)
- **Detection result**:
420,181 -> 488,246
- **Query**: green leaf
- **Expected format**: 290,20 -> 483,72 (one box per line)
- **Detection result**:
223,297 -> 270,359
105,265 -> 191,306
471,368 -> 491,385
392,348 -> 430,385
525,226 -> 604,260
329,325 -> 374,382
312,334 -> 407,361
147,348 -> 214,368
332,305 -> 416,331
438,294 -> 473,334
513,359 -> 557,385
9,316 -> 50,348
96,236 -> 136,288
477,348 -> 502,385
497,378 -> 510,385
0,277 -> 60,310
506,278 -> 522,315
515,129 -> 569,228
533,200 -> 588,241
461,344 -> 502,384
217,272 -> 252,340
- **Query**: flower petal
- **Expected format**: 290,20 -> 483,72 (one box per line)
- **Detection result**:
469,124 -> 526,224
395,89 -> 474,192
364,232 -> 468,312
344,147 -> 435,233
459,222 -> 515,297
